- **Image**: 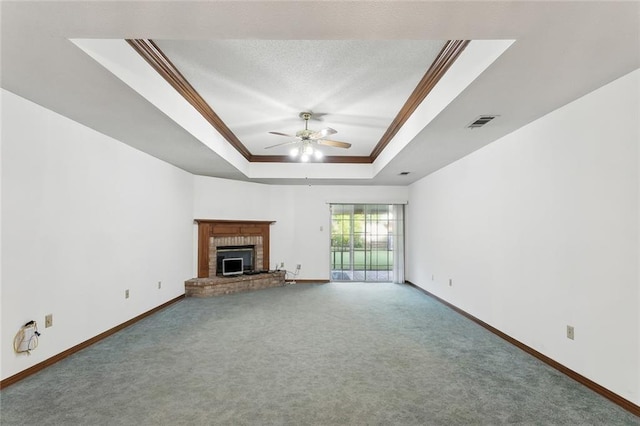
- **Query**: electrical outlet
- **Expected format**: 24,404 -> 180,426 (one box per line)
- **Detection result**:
449,279 -> 453,287
280,262 -> 284,268
125,289 -> 130,299
158,281 -> 162,289
566,325 -> 575,340
45,314 -> 53,328
296,264 -> 301,270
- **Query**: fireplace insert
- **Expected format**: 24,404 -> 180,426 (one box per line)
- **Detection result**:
216,245 -> 254,275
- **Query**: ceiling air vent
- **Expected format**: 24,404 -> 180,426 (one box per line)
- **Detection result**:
467,115 -> 498,129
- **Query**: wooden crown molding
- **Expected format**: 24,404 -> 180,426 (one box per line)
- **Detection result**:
126,39 -> 252,160
127,39 -> 469,164
250,155 -> 371,164
369,40 -> 470,161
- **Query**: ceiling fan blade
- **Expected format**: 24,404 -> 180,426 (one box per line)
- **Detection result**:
317,139 -> 351,149
269,131 -> 297,138
309,127 -> 337,140
264,140 -> 297,149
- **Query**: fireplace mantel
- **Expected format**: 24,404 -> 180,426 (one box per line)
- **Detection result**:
194,219 -> 275,278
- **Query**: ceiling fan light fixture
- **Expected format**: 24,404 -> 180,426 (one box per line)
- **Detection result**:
267,112 -> 351,162
304,144 -> 314,156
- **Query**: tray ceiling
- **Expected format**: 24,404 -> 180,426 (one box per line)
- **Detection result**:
2,1 -> 639,185
154,39 -> 447,158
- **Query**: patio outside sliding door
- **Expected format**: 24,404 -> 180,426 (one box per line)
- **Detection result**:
330,204 -> 404,282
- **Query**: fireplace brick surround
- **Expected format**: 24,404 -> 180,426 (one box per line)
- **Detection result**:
210,236 -> 262,275
185,219 -> 283,297
194,219 -> 274,278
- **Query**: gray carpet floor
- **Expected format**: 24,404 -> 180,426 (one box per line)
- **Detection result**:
1,282 -> 638,425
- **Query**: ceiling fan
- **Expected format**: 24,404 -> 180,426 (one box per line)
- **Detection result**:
266,112 -> 351,161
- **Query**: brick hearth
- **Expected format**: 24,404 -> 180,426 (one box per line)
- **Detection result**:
185,271 -> 286,297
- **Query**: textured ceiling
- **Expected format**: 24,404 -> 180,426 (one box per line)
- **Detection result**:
156,39 -> 446,157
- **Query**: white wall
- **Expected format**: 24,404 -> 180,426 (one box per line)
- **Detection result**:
270,185 -> 409,279
1,90 -> 194,381
406,69 -> 640,404
7,64 -> 636,405
194,176 -> 408,279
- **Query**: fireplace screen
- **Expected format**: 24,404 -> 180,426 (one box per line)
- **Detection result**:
216,245 -> 255,274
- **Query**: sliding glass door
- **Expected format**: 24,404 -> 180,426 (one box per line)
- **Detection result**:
330,204 -> 404,282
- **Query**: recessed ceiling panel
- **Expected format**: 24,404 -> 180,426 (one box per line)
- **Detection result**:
155,40 -> 446,157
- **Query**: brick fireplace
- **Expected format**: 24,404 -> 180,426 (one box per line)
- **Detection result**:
187,219 -> 283,297
194,219 -> 275,278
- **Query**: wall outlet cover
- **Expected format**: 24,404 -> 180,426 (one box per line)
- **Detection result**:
566,325 -> 575,340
